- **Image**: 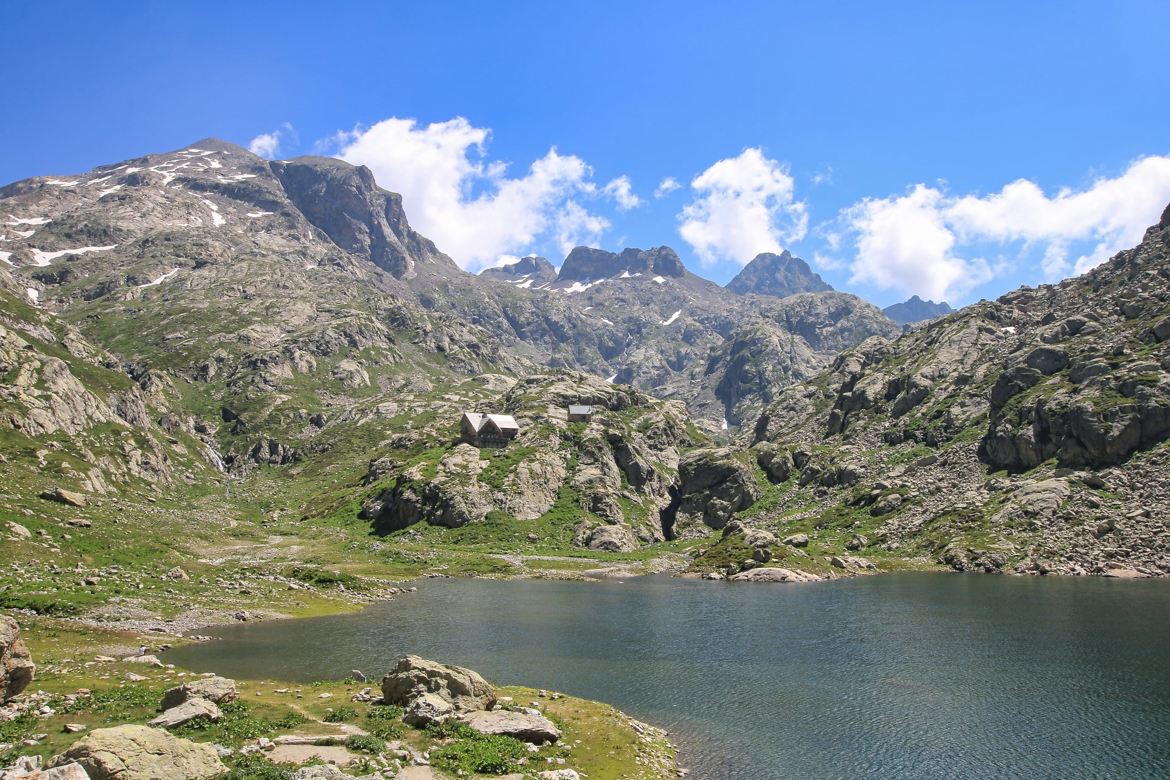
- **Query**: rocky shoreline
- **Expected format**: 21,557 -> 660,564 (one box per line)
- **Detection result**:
0,616 -> 682,780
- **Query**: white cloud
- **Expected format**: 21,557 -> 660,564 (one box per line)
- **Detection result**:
554,201 -> 610,256
945,155 -> 1170,277
602,176 -> 641,210
845,185 -> 995,301
248,123 -> 296,159
840,155 -> 1170,301
811,166 -> 834,186
333,116 -> 612,270
654,177 -> 681,198
678,148 -> 808,266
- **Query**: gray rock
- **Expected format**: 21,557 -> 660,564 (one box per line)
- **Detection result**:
729,567 -> 821,583
1024,346 -> 1070,375
461,709 -> 561,744
1,616 -> 35,701
381,655 -> 495,712
49,725 -> 225,779
586,524 -> 640,552
160,676 -> 238,710
38,487 -> 88,507
403,692 -> 454,727
149,697 -> 222,729
782,533 -> 809,548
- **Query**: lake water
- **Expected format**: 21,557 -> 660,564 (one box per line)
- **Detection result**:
168,574 -> 1170,779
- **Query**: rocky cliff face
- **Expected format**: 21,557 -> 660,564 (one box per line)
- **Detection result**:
882,295 -> 954,325
725,251 -> 833,298
362,372 -> 697,550
747,204 -> 1170,577
271,156 -> 458,280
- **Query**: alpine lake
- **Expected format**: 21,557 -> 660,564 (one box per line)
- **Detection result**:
168,573 -> 1170,779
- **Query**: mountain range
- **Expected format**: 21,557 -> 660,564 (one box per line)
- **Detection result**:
1,137 -> 1167,582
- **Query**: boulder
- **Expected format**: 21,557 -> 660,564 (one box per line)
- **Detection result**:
1,616 -> 35,701
743,528 -> 777,548
782,533 -> 809,548
753,443 -> 792,483
729,567 -> 821,583
159,676 -> 237,709
1012,479 -> 1071,518
148,697 -> 222,729
1024,346 -> 1070,375
121,655 -> 163,667
39,487 -> 87,507
461,710 -> 561,744
6,521 -> 32,540
49,725 -> 225,779
0,757 -> 89,779
381,655 -> 495,712
586,524 -> 640,552
403,691 -> 454,727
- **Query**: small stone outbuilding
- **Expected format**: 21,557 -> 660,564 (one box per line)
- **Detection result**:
567,404 -> 593,422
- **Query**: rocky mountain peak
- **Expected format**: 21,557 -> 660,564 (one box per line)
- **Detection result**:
881,295 -> 954,325
480,256 -> 558,287
726,250 -> 833,298
183,137 -> 252,155
270,156 -> 458,280
557,246 -> 685,283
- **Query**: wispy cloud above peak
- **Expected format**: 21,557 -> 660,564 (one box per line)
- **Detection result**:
837,155 -> 1170,301
332,116 -> 618,270
603,175 -> 641,210
247,122 -> 297,159
678,148 -> 808,266
654,177 -> 681,199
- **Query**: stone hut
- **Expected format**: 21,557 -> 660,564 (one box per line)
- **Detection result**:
460,412 -> 520,447
567,404 -> 594,422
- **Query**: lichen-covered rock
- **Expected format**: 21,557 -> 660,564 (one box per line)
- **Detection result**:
381,655 -> 495,712
148,697 -> 222,729
49,725 -> 225,779
159,676 -> 238,710
586,523 -> 640,552
729,567 -> 822,583
402,691 -> 454,727
1,616 -> 35,701
461,709 -> 561,744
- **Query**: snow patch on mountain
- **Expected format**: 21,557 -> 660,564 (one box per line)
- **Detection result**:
661,309 -> 682,326
29,245 -> 117,267
136,268 -> 180,288
201,199 -> 226,227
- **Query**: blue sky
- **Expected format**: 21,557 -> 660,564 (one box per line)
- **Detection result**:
4,0 -> 1169,306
